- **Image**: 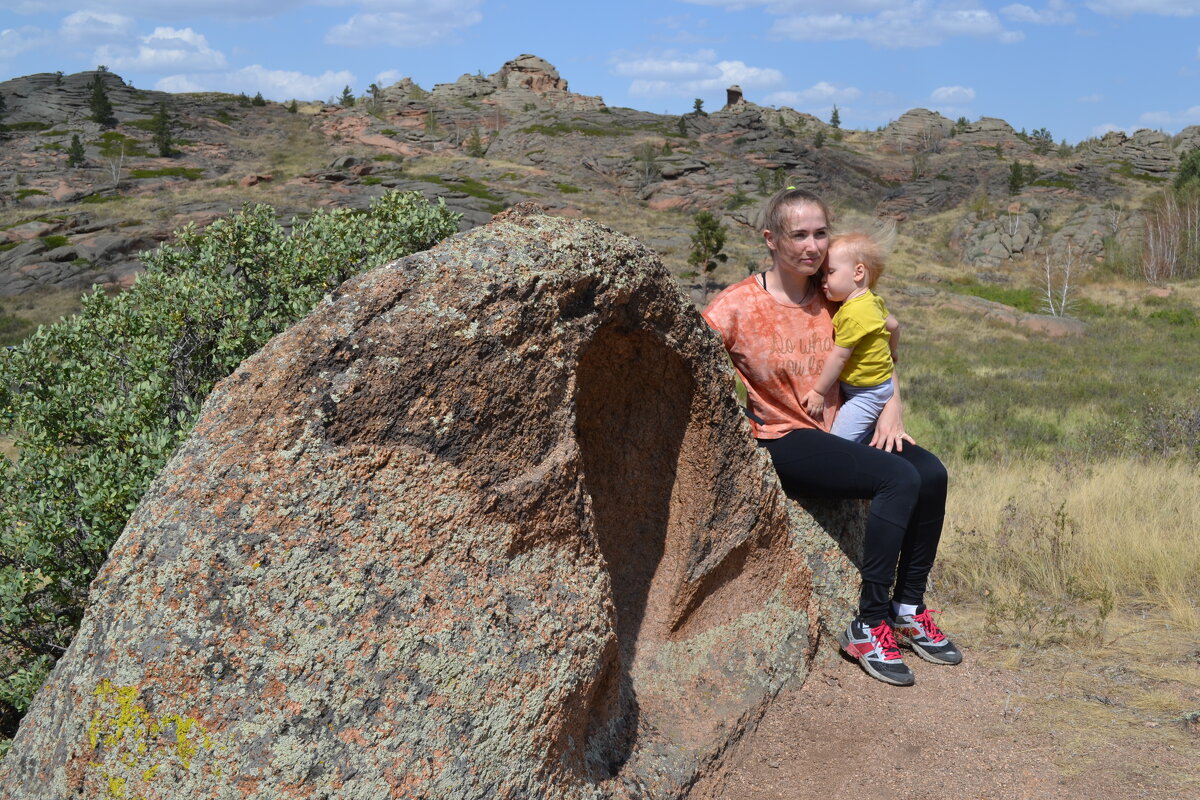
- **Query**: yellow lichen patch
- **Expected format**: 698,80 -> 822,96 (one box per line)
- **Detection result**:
85,680 -> 222,799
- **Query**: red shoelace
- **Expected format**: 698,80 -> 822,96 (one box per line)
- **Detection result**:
870,620 -> 903,660
913,609 -> 947,643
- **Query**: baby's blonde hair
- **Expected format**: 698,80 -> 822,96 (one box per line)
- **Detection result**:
831,230 -> 889,289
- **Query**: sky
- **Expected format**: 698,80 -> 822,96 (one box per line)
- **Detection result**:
1,1 -> 1199,145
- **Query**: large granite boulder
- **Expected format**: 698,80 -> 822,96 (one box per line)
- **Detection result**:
2,206 -> 862,799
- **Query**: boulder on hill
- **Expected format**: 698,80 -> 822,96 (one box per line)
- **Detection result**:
1,205 -> 865,799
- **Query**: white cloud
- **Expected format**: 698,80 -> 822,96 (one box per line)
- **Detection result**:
931,85 -> 975,103
60,10 -> 137,42
1001,1 -> 1076,24
765,81 -> 863,108
613,49 -> 783,98
769,3 -> 1016,48
374,69 -> 406,87
613,51 -> 720,80
96,27 -> 227,72
1085,0 -> 1200,16
1138,106 -> 1200,126
155,64 -> 356,101
0,26 -> 49,57
325,0 -> 484,47
1092,122 -> 1128,135
13,1 -> 305,20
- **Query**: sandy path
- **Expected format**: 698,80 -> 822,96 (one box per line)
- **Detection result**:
717,640 -> 1196,800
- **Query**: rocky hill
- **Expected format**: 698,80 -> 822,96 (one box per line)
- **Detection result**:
1,54 -> 1198,301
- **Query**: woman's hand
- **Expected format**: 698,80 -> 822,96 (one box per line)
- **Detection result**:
870,385 -> 915,453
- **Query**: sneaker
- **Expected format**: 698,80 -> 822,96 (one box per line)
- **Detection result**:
890,608 -> 963,665
838,618 -> 915,686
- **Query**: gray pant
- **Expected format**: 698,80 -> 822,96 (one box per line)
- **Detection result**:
830,377 -> 894,444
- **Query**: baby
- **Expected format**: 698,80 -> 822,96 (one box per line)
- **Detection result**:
801,232 -> 899,443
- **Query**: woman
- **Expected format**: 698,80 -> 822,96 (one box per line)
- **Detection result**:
702,188 -> 961,687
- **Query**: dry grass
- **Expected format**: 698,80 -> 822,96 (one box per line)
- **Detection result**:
933,457 -> 1200,787
941,458 -> 1200,629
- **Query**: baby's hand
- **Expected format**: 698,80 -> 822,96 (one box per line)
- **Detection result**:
801,389 -> 825,417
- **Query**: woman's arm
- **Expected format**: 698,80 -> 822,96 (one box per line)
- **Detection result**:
869,370 -> 915,453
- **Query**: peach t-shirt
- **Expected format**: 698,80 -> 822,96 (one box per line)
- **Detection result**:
703,274 -> 839,439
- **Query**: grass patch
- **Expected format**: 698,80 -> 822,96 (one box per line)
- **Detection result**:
37,130 -> 69,137
900,299 -> 1200,462
39,235 -> 69,249
81,194 -> 126,205
15,189 -> 47,200
945,282 -> 1040,312
411,173 -> 503,202
1113,160 -> 1169,183
518,122 -> 622,138
124,118 -> 160,132
554,182 -> 583,194
129,167 -> 204,180
1146,306 -> 1200,327
5,121 -> 51,132
361,176 -> 383,186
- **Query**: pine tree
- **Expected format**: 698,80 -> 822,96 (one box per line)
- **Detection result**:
251,92 -> 266,107
66,134 -> 86,167
692,98 -> 705,115
340,85 -> 355,107
465,127 -> 485,157
689,211 -> 728,301
89,74 -> 115,127
151,102 -> 173,157
287,99 -> 298,114
830,104 -> 841,129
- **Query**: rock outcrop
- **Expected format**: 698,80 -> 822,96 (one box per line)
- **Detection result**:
881,109 -> 953,153
2,207 -> 865,799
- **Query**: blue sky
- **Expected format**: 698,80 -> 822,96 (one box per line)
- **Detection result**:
2,1 -> 1198,144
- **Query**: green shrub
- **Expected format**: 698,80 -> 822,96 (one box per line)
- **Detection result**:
38,235 -> 69,249
0,190 -> 460,742
554,182 -> 583,194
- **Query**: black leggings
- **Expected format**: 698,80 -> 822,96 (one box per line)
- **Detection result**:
760,428 -> 948,625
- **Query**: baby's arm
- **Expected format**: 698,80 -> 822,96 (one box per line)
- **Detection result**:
801,344 -> 854,417
886,313 -> 900,365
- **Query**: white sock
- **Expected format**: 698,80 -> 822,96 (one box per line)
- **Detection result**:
893,602 -> 919,618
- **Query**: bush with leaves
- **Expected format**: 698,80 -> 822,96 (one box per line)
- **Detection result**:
0,190 -> 460,745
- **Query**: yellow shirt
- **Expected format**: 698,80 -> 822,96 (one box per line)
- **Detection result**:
831,290 -> 893,387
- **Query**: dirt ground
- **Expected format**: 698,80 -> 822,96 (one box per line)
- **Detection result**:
717,634 -> 1199,800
